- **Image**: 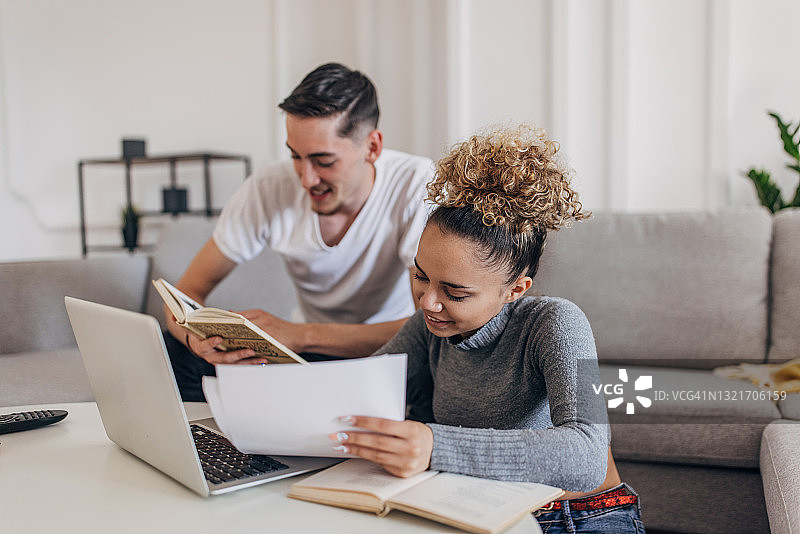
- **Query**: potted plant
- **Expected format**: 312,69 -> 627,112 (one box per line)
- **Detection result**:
744,111 -> 800,213
121,204 -> 141,251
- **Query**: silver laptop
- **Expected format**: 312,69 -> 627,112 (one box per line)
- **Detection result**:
65,296 -> 339,497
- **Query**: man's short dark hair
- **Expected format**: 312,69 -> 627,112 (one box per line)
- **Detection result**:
278,63 -> 379,139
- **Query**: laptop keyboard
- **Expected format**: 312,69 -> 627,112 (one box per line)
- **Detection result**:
191,424 -> 290,485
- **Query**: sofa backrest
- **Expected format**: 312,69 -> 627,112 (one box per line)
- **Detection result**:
145,218 -> 298,329
768,208 -> 800,363
532,210 -> 772,369
0,256 -> 151,354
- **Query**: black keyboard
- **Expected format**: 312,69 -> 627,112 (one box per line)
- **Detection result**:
0,409 -> 68,434
190,424 -> 289,485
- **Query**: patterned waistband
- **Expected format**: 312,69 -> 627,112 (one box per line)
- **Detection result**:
538,486 -> 638,513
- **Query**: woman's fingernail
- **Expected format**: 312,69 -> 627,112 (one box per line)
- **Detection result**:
338,415 -> 356,425
332,445 -> 349,454
333,432 -> 348,442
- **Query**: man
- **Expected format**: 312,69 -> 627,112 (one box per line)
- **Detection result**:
165,63 -> 433,401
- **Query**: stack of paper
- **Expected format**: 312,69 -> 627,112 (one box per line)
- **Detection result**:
202,353 -> 407,457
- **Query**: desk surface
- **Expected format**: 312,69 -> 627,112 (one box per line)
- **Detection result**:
0,402 -> 540,534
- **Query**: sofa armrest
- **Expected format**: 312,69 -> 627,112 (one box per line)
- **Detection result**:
761,420 -> 800,534
779,394 -> 800,421
0,256 -> 151,354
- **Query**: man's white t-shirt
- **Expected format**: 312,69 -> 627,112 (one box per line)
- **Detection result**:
213,149 -> 433,325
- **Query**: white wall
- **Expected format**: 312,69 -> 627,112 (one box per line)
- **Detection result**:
0,0 -> 276,259
1,0 -> 799,261
729,0 -> 800,206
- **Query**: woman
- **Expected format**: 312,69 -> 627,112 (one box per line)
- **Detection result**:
330,124 -> 644,533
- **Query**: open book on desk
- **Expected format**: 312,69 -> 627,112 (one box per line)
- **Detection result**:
152,278 -> 306,364
289,459 -> 563,534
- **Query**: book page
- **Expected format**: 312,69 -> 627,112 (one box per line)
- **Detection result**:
152,278 -> 195,323
292,459 -> 439,502
188,307 -> 243,321
388,473 -> 563,534
203,354 -> 407,456
159,278 -> 202,310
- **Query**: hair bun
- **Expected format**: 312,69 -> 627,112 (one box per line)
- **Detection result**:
427,124 -> 589,232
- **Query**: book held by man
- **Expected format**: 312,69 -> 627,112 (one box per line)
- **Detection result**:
288,459 -> 563,534
152,278 -> 307,364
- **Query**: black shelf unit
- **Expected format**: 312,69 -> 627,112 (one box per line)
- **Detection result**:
78,152 -> 251,256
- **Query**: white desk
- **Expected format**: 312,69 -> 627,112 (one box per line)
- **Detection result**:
0,402 -> 540,533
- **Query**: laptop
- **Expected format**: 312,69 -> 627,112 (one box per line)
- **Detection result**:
65,296 -> 339,497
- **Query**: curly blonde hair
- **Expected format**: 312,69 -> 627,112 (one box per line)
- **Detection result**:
427,124 -> 589,233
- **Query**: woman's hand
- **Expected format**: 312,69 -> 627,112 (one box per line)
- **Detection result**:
185,334 -> 267,365
330,416 -> 433,478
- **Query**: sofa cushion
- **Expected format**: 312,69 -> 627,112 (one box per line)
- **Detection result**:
779,393 -> 800,421
0,256 -> 151,354
612,422 -> 767,469
145,218 -> 298,329
760,420 -> 800,534
0,348 -> 92,406
600,365 -> 781,468
769,208 -> 800,363
533,210 -> 772,368
617,461 -> 769,534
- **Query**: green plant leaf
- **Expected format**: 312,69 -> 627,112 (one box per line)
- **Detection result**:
745,168 -> 784,213
788,168 -> 800,208
768,111 -> 800,162
120,204 -> 141,224
789,186 -> 800,208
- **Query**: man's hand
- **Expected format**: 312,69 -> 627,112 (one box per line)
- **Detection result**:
329,416 -> 433,478
238,309 -> 305,353
184,306 -> 301,365
185,334 -> 268,365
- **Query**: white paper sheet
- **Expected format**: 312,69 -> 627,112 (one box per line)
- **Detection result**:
202,353 -> 407,456
200,375 -> 230,437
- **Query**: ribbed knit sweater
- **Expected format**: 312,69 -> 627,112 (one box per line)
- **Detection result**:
376,296 -> 610,492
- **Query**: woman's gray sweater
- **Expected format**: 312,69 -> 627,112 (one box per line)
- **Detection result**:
376,296 -> 610,492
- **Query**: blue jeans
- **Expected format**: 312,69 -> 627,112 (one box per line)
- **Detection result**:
535,483 -> 645,534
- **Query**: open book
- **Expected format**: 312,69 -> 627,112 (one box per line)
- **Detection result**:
152,278 -> 307,365
289,459 -> 563,534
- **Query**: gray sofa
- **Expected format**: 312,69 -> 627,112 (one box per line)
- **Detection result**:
0,218 -> 297,406
1,211 -> 798,533
533,208 -> 800,533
